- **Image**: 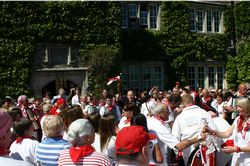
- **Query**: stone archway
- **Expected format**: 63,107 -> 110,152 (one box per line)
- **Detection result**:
42,80 -> 77,97
31,68 -> 88,97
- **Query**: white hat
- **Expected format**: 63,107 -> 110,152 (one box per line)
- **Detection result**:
67,119 -> 94,145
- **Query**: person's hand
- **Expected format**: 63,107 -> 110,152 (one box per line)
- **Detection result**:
70,88 -> 75,93
197,133 -> 206,141
149,86 -> 158,96
147,112 -> 153,117
204,126 -> 217,136
222,146 -> 236,154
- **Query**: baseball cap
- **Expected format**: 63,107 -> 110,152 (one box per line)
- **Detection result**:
115,126 -> 156,155
67,119 -> 94,144
0,109 -> 12,138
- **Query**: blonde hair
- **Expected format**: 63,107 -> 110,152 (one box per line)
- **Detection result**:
181,94 -> 194,106
237,98 -> 250,116
43,115 -> 64,137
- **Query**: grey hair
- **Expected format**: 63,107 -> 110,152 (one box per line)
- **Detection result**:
151,103 -> 165,115
67,119 -> 94,146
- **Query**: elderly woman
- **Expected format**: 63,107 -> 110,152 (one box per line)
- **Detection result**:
58,119 -> 111,165
206,97 -> 250,166
36,115 -> 70,166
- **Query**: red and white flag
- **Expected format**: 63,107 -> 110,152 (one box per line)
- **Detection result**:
107,75 -> 120,85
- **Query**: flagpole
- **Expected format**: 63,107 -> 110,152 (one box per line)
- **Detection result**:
117,73 -> 122,96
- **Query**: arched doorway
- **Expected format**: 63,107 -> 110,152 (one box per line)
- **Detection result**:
42,79 -> 77,98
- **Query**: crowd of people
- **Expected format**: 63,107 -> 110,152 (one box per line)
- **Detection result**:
0,82 -> 249,166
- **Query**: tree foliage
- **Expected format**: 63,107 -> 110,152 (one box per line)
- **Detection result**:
235,40 -> 250,83
234,2 -> 250,38
81,44 -> 121,95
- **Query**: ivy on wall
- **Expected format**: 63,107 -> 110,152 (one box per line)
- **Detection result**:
0,2 -> 121,98
121,1 -> 231,89
0,1 -> 249,97
224,2 -> 250,86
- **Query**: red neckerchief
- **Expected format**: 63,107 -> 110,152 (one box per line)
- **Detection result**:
0,147 -> 9,156
154,116 -> 164,124
124,118 -> 131,124
243,121 -> 250,139
107,105 -> 113,112
204,97 -> 211,103
15,136 -> 33,144
237,116 -> 244,132
177,150 -> 183,160
69,145 -> 95,163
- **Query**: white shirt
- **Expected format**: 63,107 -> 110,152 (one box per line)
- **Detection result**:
231,117 -> 250,166
172,105 -> 217,164
140,99 -> 157,117
147,116 -> 179,166
118,117 -> 130,130
0,156 -> 33,166
71,94 -> 80,105
99,104 -> 121,120
92,133 -> 116,159
212,117 -> 232,166
9,138 -> 39,165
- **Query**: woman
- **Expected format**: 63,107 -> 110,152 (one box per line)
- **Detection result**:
58,119 -> 111,165
118,103 -> 137,130
131,113 -> 163,166
9,118 -> 39,165
59,105 -> 84,140
206,97 -> 250,166
36,115 -> 70,166
92,114 -> 117,160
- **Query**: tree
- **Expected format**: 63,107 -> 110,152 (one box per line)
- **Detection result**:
81,44 -> 121,95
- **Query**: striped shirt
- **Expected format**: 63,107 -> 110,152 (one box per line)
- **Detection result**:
36,137 -> 70,166
58,150 -> 111,166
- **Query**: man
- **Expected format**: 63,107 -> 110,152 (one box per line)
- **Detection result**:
99,95 -> 122,122
147,102 -> 204,166
166,94 -> 182,128
172,94 -> 218,166
237,83 -> 248,98
201,88 -> 214,111
115,126 -> 156,165
224,83 -> 248,124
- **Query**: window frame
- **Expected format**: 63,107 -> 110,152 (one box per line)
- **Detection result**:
149,4 -> 158,30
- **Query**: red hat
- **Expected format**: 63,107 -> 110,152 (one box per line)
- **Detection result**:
115,126 -> 156,155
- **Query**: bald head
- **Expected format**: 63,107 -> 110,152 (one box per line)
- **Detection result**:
127,90 -> 134,102
238,83 -> 247,97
